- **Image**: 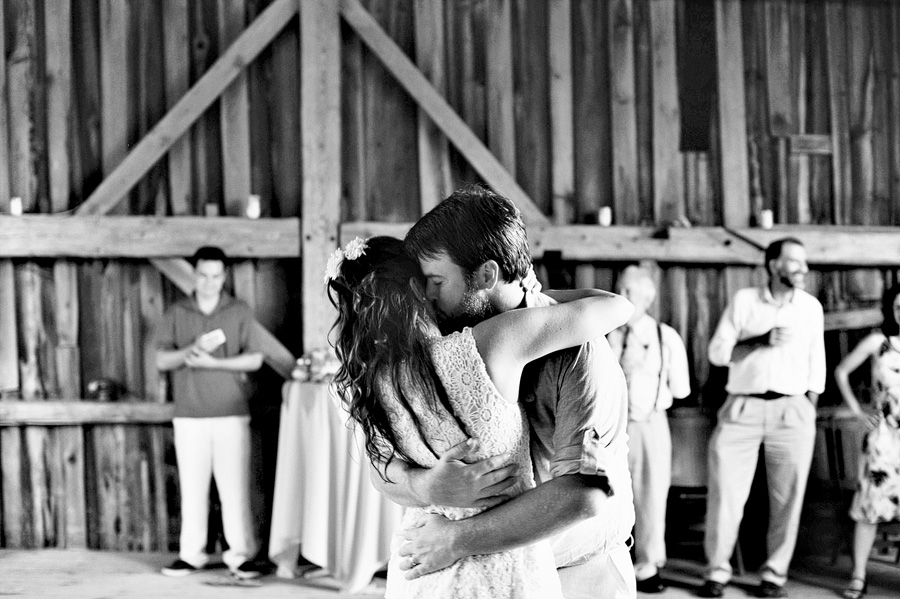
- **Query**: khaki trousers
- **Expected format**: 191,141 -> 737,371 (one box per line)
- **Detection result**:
703,395 -> 816,586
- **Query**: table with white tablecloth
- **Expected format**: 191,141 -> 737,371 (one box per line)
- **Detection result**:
268,381 -> 403,593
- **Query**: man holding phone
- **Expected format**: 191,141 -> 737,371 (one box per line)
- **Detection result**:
155,246 -> 265,579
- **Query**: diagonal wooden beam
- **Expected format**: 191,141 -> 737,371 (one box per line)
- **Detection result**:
75,0 -> 297,216
339,0 -> 549,225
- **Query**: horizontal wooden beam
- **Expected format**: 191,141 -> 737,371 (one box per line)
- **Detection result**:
0,216 -> 300,258
823,307 -> 881,332
789,133 -> 833,155
75,0 -> 298,216
340,222 -> 900,266
0,401 -> 173,426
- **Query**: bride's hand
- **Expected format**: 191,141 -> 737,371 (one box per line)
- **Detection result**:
399,513 -> 459,579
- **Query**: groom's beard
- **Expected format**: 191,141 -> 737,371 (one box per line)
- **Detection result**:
437,283 -> 497,335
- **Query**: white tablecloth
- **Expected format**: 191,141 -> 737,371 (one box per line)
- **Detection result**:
268,381 -> 403,593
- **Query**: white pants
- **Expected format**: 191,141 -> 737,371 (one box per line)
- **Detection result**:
557,542 -> 636,599
173,416 -> 258,570
627,411 -> 671,580
703,395 -> 816,586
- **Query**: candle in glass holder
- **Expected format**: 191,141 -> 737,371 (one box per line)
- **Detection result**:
9,197 -> 23,216
598,206 -> 612,227
246,194 -> 261,219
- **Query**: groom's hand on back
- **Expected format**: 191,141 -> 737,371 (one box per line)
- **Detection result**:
413,439 -> 518,508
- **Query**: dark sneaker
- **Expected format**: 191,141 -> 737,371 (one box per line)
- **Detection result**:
161,559 -> 199,577
758,581 -> 787,598
697,580 -> 725,598
231,560 -> 263,580
636,573 -> 667,593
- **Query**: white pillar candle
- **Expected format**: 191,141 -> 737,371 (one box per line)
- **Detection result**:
204,202 -> 220,217
759,208 -> 774,229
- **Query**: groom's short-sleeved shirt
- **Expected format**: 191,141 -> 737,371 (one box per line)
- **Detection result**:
519,291 -> 635,567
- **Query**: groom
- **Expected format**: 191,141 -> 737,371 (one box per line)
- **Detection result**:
371,185 -> 636,599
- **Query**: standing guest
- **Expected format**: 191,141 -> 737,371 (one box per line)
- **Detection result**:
698,238 -> 825,599
372,186 -> 637,599
155,246 -> 264,579
608,265 -> 691,593
834,283 -> 900,599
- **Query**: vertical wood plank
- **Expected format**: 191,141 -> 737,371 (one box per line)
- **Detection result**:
608,0 -> 639,224
163,0 -> 192,215
100,0 -> 129,213
341,16 -> 366,220
891,3 -> 900,219
218,0 -> 252,217
217,0 -> 257,313
300,0 -> 341,351
549,0 -> 575,221
847,3 -> 873,226
270,19 -> 302,217
7,0 -> 37,212
791,1 -> 810,224
486,0 -> 516,175
765,0 -> 793,224
513,0 -> 551,212
649,0 -> 683,224
572,0 -> 610,222
360,0 -> 418,222
0,9 -> 23,540
0,0 -> 20,397
414,0 -> 452,213
715,0 -> 751,227
825,1 -> 850,225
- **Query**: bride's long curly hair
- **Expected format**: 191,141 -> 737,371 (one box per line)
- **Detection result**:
327,236 -> 461,479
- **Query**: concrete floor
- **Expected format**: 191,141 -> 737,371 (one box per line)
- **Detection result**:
0,549 -> 897,598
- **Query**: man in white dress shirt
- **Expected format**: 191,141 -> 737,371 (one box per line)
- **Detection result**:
698,238 -> 825,599
608,265 -> 691,594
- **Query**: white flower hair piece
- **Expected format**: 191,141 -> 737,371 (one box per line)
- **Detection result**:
323,237 -> 369,284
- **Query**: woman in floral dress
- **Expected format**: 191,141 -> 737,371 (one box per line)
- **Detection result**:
834,283 -> 900,599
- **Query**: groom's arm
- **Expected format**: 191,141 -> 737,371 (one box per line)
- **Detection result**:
398,472 -> 609,578
370,440 -> 520,509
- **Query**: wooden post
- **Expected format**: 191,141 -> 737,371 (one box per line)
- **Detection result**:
300,0 -> 341,352
608,0 -> 639,225
715,0 -> 751,227
649,0 -> 683,224
414,0 -> 452,213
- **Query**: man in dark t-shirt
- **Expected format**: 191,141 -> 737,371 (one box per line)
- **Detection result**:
155,246 -> 264,580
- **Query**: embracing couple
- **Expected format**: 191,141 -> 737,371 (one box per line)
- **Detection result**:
327,185 -> 637,599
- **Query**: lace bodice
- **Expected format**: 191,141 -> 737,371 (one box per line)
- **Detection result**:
379,328 -> 562,599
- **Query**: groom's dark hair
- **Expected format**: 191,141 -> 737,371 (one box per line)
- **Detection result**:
404,184 -> 531,281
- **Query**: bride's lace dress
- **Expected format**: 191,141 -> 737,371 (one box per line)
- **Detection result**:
380,328 -> 563,599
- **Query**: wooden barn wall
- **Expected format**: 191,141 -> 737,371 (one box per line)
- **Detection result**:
1,0 -> 899,551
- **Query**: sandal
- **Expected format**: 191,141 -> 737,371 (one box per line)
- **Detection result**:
841,577 -> 867,599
